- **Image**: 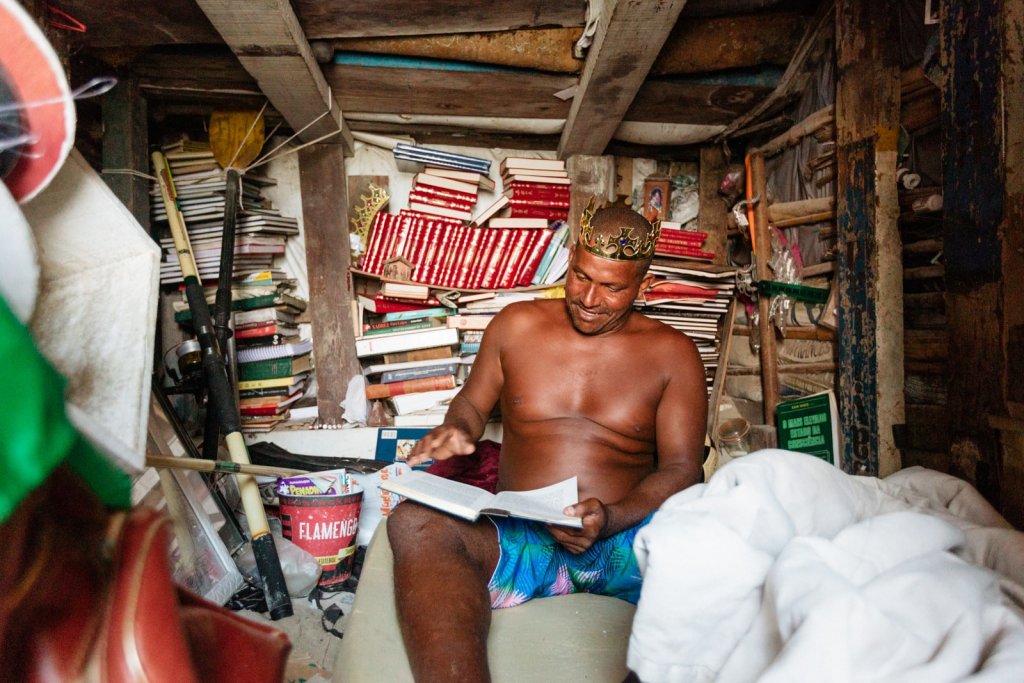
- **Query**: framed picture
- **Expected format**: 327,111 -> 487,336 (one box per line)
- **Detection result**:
642,178 -> 671,223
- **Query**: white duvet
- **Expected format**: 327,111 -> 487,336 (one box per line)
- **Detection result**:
628,450 -> 1024,682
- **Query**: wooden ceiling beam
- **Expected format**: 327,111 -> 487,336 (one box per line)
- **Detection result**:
192,0 -> 353,152
558,0 -> 691,158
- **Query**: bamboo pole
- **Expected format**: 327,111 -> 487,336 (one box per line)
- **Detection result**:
749,154 -> 780,421
753,105 -> 835,157
146,454 -> 309,478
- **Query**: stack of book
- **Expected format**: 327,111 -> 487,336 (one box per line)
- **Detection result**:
353,294 -> 465,426
528,222 -> 571,286
393,143 -> 491,175
359,212 -> 554,290
151,141 -> 300,285
500,157 -> 570,224
404,172 -> 480,222
634,264 -> 737,393
235,337 -> 313,432
654,221 -> 715,262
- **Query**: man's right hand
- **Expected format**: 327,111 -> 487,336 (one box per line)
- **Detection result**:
407,425 -> 477,466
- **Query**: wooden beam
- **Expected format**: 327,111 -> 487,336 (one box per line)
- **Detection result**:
626,81 -> 773,126
698,145 -> 728,266
566,155 -> 617,239
297,0 -> 585,39
835,0 -> 902,477
325,65 -> 575,119
651,12 -> 808,76
558,0 -> 690,157
193,0 -> 353,152
101,77 -> 150,232
298,145 -> 360,425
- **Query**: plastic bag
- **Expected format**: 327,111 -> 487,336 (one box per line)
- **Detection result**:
235,513 -> 322,598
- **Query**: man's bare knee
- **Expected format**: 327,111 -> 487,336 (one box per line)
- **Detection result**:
387,502 -> 497,574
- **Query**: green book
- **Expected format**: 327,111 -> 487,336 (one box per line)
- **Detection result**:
237,353 -> 313,381
174,292 -> 307,323
775,390 -> 840,466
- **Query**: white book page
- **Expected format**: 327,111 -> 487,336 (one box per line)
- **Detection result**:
488,477 -> 582,527
381,471 -> 494,518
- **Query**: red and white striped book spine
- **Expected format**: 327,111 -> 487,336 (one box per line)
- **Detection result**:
372,213 -> 402,275
361,211 -> 390,274
411,184 -> 478,205
454,227 -> 485,289
478,229 -> 513,290
408,193 -> 475,212
435,225 -> 464,289
463,228 -> 497,290
507,205 -> 570,221
516,228 -> 555,286
498,229 -> 537,289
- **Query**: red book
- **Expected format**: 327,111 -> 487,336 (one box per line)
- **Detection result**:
516,228 -> 555,286
492,229 -> 526,290
465,229 -> 493,290
440,228 -> 465,289
235,323 -> 297,340
507,195 -> 571,209
416,221 -> 441,284
659,228 -> 709,240
455,227 -> 486,289
507,181 -> 571,198
478,229 -> 513,290
407,201 -> 473,221
376,214 -> 406,273
433,225 -> 461,289
361,211 -> 389,273
360,294 -> 438,314
365,374 -> 457,400
413,172 -> 479,196
411,184 -> 478,205
408,192 -> 475,212
399,209 -> 463,226
239,404 -> 291,417
499,229 -> 538,289
502,174 -> 571,187
400,218 -> 426,267
507,206 -> 569,222
365,212 -> 396,275
654,244 -> 716,260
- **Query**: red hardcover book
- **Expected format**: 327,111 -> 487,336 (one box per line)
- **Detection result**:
654,244 -> 716,260
507,195 -> 571,209
498,229 -> 537,289
416,221 -> 441,284
657,232 -> 708,246
410,184 -> 478,205
427,221 -> 457,285
413,172 -> 479,196
234,323 -> 298,340
419,220 -> 448,282
659,228 -> 709,241
361,210 -> 390,273
492,229 -> 526,290
441,225 -> 470,288
403,219 -> 428,272
407,201 -> 473,221
516,228 -> 555,286
408,192 -> 475,211
455,227 -> 487,289
359,294 -> 439,314
377,214 -> 407,273
505,179 -> 573,194
477,228 -> 513,290
399,209 -> 463,227
507,206 -> 569,222
503,174 -> 571,188
365,374 -> 457,400
239,404 -> 291,417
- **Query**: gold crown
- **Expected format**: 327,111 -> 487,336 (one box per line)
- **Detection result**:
577,204 -> 661,261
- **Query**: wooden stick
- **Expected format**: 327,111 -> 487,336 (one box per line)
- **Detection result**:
146,454 -> 309,478
733,325 -> 836,341
728,362 -> 836,375
754,105 -> 835,157
750,154 -> 780,421
772,211 -> 835,228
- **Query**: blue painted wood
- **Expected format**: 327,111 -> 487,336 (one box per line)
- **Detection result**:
836,140 -> 879,476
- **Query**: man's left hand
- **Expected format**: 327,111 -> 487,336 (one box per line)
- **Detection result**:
547,498 -> 608,554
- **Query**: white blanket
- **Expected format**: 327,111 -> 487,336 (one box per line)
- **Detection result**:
628,450 -> 1024,682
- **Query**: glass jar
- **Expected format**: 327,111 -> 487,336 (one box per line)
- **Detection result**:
717,418 -> 752,459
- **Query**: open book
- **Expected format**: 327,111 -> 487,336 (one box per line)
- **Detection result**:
379,471 -> 583,528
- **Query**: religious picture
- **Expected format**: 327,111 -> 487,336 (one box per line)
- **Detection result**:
642,178 -> 671,223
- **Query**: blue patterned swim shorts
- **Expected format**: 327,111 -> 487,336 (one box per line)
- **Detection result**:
486,514 -> 652,609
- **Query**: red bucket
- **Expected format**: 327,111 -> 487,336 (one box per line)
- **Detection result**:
279,485 -> 363,587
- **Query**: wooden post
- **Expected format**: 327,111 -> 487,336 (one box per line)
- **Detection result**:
698,145 -> 728,266
101,78 -> 149,232
298,144 -> 360,425
835,0 -> 903,476
940,0 -> 1015,511
566,155 -> 616,240
749,153 -> 779,424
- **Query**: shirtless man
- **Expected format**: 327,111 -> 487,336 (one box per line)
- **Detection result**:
387,205 -> 708,682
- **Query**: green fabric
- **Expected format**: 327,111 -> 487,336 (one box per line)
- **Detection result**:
0,295 -> 130,522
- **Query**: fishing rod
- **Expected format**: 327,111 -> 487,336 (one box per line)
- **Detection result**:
152,150 -> 292,620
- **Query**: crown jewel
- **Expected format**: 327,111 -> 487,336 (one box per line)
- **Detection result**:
577,204 -> 661,261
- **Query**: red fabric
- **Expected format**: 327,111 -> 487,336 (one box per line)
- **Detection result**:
426,439 -> 501,493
